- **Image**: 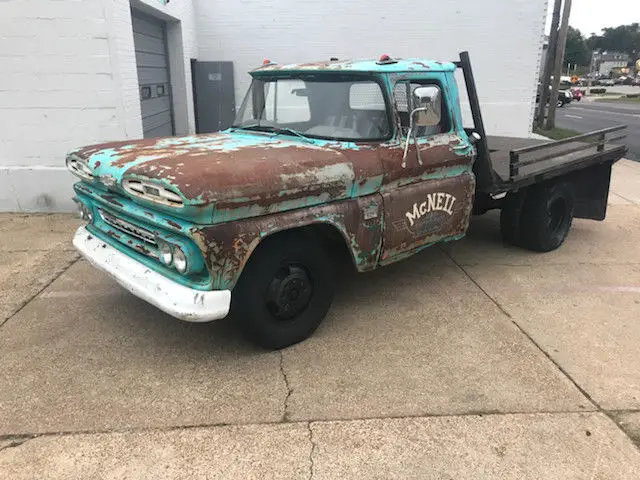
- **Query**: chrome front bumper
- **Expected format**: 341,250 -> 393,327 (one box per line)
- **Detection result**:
73,226 -> 230,322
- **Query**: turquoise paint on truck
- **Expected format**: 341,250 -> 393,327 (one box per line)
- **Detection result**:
69,58 -> 476,292
67,52 -> 626,349
252,58 -> 457,74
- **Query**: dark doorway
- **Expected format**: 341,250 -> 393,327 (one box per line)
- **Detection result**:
191,60 -> 235,133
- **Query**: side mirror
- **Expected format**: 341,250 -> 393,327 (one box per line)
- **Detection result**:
402,86 -> 442,167
411,86 -> 441,126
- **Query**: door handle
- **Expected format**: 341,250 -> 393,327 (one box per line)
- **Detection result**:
451,139 -> 470,154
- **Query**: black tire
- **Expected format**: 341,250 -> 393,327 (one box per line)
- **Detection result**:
520,181 -> 574,252
557,99 -> 564,108
500,190 -> 527,246
231,233 -> 335,349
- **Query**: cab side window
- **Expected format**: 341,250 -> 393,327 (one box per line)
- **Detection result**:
392,81 -> 451,138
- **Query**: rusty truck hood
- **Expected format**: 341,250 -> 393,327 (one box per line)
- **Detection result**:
70,131 -> 382,223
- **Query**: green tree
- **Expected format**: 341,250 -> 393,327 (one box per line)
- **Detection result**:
589,23 -> 640,60
585,33 -> 599,52
564,26 -> 590,66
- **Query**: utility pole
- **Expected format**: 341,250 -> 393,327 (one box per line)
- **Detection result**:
546,0 -> 572,129
587,51 -> 595,95
536,0 -> 562,128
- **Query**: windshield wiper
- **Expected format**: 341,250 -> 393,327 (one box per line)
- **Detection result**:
268,126 -> 314,143
232,124 -> 313,143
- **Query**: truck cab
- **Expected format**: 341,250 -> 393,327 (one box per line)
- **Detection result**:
69,53 -> 626,349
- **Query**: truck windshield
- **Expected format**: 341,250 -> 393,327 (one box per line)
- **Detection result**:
233,76 -> 391,141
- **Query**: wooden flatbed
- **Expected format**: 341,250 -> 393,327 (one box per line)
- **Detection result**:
486,131 -> 627,189
454,52 -> 627,199
454,51 -> 628,221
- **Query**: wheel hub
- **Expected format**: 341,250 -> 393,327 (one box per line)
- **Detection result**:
266,265 -> 313,320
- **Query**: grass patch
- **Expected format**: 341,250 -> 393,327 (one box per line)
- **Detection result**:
585,91 -> 618,96
595,96 -> 640,103
533,126 -> 581,140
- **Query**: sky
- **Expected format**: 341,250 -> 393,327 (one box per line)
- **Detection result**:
546,0 -> 640,36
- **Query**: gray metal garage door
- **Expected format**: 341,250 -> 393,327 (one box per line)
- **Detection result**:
132,11 -> 174,138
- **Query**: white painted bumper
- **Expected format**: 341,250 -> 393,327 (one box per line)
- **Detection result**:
72,226 -> 230,322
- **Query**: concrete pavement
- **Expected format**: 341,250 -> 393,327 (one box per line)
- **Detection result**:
1,161 -> 640,478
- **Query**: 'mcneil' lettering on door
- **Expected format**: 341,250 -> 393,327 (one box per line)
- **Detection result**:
405,192 -> 456,227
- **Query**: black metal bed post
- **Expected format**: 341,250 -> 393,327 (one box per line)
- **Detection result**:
456,51 -> 497,191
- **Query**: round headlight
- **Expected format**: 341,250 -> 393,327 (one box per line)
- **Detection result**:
158,242 -> 173,266
173,247 -> 187,273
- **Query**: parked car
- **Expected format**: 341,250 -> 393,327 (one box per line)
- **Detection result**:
558,89 -> 573,107
601,78 -> 615,86
570,87 -> 583,101
67,52 -> 628,348
536,88 -> 572,107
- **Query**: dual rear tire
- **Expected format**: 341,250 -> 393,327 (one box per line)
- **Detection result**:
500,181 -> 574,252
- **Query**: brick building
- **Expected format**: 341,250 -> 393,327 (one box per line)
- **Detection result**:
0,0 -> 548,211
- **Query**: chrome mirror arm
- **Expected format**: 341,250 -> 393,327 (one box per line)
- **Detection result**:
402,109 -> 424,168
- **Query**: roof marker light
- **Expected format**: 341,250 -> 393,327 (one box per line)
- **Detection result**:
376,54 -> 397,65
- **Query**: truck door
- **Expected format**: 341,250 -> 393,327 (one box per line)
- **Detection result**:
379,74 -> 475,264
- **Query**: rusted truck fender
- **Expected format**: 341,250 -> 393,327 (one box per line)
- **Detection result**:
190,195 -> 384,290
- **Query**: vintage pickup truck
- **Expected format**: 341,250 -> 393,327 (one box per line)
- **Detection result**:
69,52 -> 627,349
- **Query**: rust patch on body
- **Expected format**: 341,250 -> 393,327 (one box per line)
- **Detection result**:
380,140 -> 469,186
125,144 -> 350,204
133,244 -> 151,256
192,196 -> 383,290
380,173 -> 475,263
101,194 -> 123,208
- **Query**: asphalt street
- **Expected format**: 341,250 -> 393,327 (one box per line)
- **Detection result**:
556,100 -> 640,160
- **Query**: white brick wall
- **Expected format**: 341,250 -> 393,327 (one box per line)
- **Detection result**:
0,0 -> 197,211
194,0 -> 548,139
0,0 -> 547,212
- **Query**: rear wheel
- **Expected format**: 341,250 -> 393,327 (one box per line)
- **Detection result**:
231,233 -> 335,349
520,182 -> 574,252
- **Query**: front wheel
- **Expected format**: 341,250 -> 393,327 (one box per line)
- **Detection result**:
231,233 -> 335,349
557,99 -> 564,108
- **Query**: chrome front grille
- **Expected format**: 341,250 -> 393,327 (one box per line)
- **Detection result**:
98,209 -> 156,245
